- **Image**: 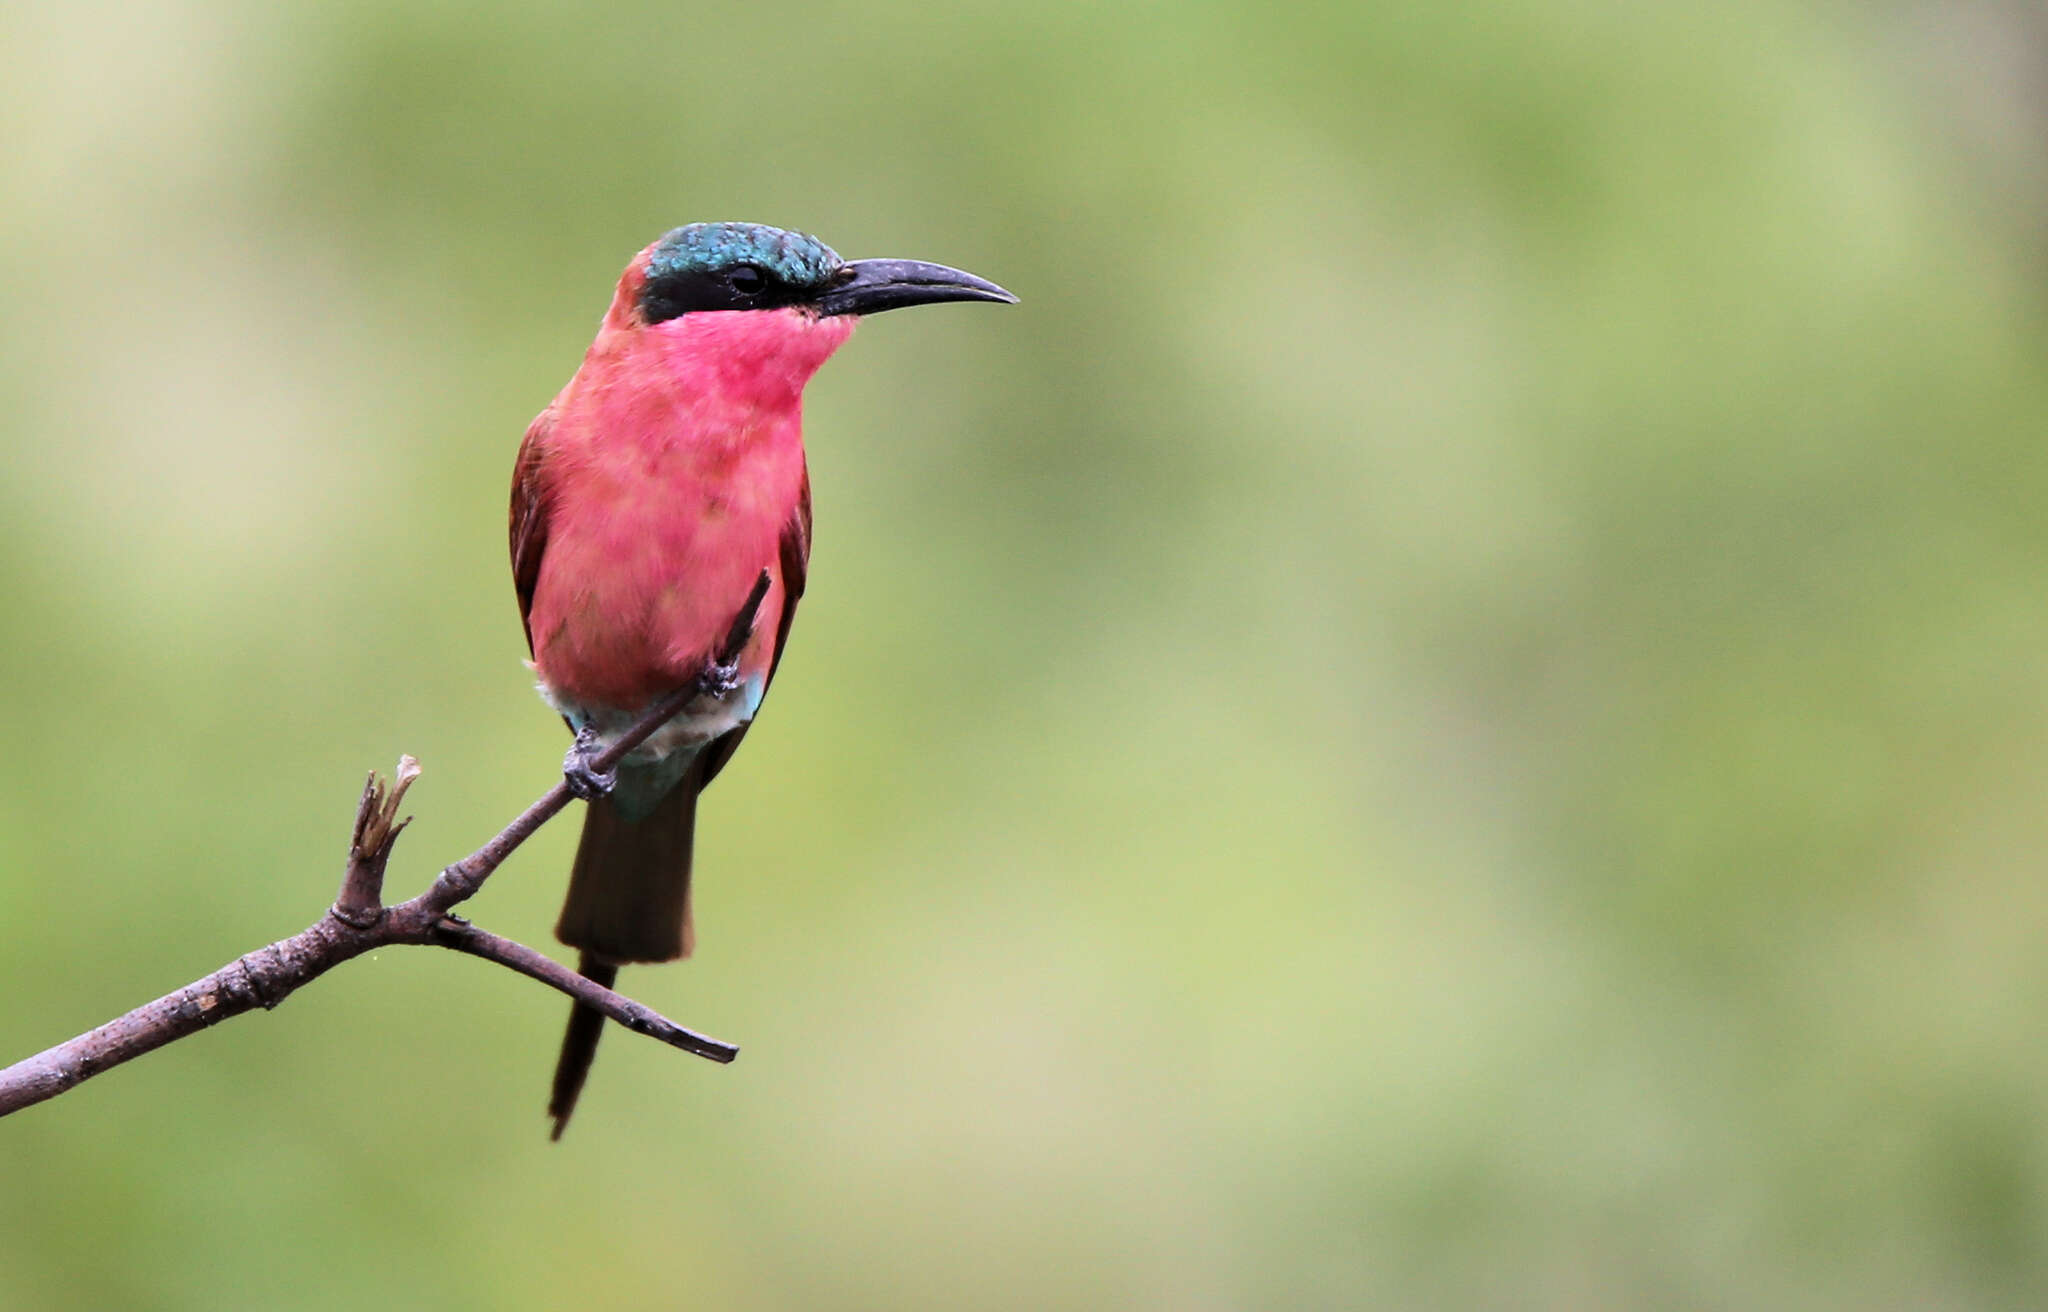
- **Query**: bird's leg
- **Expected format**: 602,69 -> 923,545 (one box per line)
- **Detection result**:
561,725 -> 616,801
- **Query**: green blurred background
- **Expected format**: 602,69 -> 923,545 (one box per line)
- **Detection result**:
5,1 -> 2048,1307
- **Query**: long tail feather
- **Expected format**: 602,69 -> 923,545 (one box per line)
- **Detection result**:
556,772 -> 700,963
548,953 -> 617,1140
546,763 -> 703,1139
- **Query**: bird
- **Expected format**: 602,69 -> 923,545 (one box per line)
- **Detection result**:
510,222 -> 1014,1138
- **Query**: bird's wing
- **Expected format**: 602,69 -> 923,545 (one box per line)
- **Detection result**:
509,403 -> 557,655
698,467 -> 811,788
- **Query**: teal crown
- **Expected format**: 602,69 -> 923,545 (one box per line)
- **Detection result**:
646,222 -> 841,287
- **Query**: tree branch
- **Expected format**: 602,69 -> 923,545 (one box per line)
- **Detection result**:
0,573 -> 772,1121
428,917 -> 738,1062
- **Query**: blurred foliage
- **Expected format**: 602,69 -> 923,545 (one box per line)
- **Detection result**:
5,0 -> 2048,1307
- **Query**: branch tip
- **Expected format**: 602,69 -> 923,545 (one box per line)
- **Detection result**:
335,755 -> 424,921
359,756 -> 421,856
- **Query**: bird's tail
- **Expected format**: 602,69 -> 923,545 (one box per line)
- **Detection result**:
547,770 -> 700,1139
548,952 -> 617,1140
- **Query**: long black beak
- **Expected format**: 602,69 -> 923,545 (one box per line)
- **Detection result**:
817,258 -> 1018,317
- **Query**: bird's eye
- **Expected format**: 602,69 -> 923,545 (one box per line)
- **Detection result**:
728,265 -> 767,295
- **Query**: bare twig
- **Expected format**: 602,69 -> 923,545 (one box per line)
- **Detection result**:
0,576 -> 771,1120
430,917 -> 737,1062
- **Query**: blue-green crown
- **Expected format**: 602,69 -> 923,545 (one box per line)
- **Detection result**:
646,222 -> 841,287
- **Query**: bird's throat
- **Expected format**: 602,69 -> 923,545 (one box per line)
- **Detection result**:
619,306 -> 857,411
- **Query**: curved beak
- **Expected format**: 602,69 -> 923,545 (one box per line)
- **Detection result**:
817,258 -> 1018,317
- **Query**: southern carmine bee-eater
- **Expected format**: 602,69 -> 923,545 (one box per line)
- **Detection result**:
511,222 -> 1014,1137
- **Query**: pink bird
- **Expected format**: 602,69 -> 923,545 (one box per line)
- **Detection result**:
511,222 -> 1013,1137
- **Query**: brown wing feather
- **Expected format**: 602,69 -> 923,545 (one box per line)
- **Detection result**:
509,404 -> 558,655
698,467 -> 811,788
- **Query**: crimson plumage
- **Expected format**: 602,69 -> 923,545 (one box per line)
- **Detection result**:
510,223 -> 1012,1137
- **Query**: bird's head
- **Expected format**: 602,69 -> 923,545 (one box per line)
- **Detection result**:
622,221 -> 1015,325
600,222 -> 1014,397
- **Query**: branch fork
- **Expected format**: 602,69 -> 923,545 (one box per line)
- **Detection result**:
0,572 -> 774,1121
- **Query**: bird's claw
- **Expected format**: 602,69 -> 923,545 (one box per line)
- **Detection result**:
694,655 -> 744,701
562,727 -> 615,801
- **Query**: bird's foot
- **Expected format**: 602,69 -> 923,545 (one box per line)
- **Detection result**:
692,569 -> 769,702
694,653 -> 744,702
562,726 -> 615,801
